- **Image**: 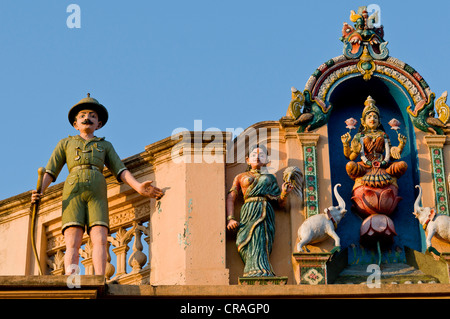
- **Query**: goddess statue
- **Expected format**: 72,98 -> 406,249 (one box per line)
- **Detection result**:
341,96 -> 407,247
341,96 -> 407,190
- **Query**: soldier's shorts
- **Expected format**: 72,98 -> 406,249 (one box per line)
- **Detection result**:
61,169 -> 109,234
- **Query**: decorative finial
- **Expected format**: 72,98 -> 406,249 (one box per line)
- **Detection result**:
87,93 -> 90,98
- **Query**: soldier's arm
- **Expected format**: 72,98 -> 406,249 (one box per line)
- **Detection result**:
119,170 -> 164,199
104,141 -> 164,199
31,139 -> 67,203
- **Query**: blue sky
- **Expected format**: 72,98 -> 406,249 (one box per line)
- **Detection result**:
0,0 -> 449,200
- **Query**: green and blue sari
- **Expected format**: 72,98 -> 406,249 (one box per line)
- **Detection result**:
236,171 -> 281,277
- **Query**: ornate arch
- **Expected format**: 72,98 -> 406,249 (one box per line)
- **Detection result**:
304,55 -> 432,108
286,5 -> 448,135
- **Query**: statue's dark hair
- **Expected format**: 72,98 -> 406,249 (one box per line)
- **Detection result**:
248,144 -> 268,155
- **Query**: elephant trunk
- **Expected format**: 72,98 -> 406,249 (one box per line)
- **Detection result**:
414,185 -> 422,213
334,184 -> 346,212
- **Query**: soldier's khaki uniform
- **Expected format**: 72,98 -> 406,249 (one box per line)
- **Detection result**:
46,135 -> 127,234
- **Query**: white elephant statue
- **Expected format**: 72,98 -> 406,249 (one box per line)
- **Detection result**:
413,185 -> 450,255
297,184 -> 346,253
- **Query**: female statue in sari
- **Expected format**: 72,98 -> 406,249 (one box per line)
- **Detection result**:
226,145 -> 293,277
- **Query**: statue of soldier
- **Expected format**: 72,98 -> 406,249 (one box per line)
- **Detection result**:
31,94 -> 164,276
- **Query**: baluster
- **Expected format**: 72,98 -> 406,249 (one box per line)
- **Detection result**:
142,222 -> 150,269
79,239 -> 94,275
105,241 -> 115,280
144,235 -> 150,269
128,223 -> 147,273
109,225 -> 136,278
48,249 -> 65,275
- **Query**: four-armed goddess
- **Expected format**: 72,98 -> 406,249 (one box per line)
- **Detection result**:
341,96 -> 407,190
341,96 -> 408,246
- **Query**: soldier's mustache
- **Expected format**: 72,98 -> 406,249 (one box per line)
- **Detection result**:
81,119 -> 94,125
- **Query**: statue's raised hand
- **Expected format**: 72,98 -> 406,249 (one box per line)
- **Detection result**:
398,133 -> 407,145
137,181 -> 164,199
341,132 -> 351,145
390,133 -> 406,159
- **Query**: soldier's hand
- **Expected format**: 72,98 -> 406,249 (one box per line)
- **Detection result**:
31,190 -> 42,203
138,181 -> 164,199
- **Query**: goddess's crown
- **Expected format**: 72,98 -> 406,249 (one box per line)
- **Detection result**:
362,95 -> 379,119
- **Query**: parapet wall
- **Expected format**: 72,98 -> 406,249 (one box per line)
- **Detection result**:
1,120 -> 450,285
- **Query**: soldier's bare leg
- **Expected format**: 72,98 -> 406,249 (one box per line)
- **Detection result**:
64,226 -> 84,274
90,225 -> 108,276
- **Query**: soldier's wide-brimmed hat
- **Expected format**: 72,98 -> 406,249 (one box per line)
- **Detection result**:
68,93 -> 109,127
